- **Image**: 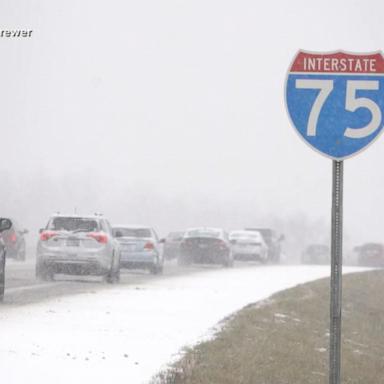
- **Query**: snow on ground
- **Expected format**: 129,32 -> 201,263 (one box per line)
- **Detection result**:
0,265 -> 365,384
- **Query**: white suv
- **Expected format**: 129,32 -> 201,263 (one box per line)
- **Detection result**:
36,214 -> 120,283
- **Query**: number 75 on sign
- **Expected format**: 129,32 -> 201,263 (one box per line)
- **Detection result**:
285,51 -> 384,160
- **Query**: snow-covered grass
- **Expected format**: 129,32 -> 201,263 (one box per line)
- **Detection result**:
153,268 -> 383,384
0,265 -> 364,384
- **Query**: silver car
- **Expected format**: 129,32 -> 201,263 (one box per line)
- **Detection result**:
36,214 -> 120,283
229,230 -> 268,263
112,225 -> 164,274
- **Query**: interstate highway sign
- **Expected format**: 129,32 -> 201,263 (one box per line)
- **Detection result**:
285,51 -> 384,159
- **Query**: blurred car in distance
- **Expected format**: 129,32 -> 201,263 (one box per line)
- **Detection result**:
179,227 -> 233,267
355,243 -> 384,267
2,218 -> 28,261
301,244 -> 330,265
163,231 -> 185,260
36,214 -> 120,283
112,225 -> 164,274
244,228 -> 284,263
229,230 -> 268,263
0,218 -> 14,301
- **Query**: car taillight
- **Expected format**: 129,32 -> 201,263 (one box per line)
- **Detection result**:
10,233 -> 17,243
87,232 -> 108,244
40,231 -> 58,241
144,242 -> 155,250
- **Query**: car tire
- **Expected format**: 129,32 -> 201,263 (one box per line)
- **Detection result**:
105,265 -> 120,284
223,258 -> 234,268
105,252 -> 121,284
222,251 -> 234,268
16,242 -> 26,261
115,267 -> 121,282
150,263 -> 162,275
0,284 -> 4,302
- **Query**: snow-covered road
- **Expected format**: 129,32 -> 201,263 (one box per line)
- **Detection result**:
0,265 -> 364,384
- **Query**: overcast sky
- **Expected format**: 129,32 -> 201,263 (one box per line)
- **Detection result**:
0,0 -> 383,247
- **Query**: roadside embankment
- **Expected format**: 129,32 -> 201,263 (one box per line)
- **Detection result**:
154,270 -> 384,384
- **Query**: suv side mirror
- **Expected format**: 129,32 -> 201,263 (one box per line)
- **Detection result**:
0,218 -> 12,233
159,238 -> 166,244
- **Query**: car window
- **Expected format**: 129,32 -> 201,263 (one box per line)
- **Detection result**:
185,229 -> 221,238
48,217 -> 99,232
112,227 -> 152,238
231,231 -> 261,240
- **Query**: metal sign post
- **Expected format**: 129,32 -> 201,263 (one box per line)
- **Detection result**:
330,160 -> 343,384
285,51 -> 384,384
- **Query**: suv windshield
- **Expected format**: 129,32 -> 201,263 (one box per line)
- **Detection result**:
48,217 -> 99,232
113,228 -> 152,238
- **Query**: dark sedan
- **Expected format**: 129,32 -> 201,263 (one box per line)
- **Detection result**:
178,227 -> 233,267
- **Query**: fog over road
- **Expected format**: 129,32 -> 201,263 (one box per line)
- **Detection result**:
0,261 -> 365,384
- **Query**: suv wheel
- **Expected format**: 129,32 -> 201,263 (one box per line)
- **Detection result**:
105,259 -> 120,284
16,242 -> 26,261
150,264 -> 162,275
223,258 -> 234,268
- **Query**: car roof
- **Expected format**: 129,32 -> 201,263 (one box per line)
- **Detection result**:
112,225 -> 153,230
50,214 -> 104,220
230,230 -> 261,236
186,227 -> 223,232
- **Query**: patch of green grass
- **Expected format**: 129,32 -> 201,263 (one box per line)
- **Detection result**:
152,270 -> 384,384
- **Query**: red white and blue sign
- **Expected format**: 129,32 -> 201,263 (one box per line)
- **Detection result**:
285,51 -> 384,160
